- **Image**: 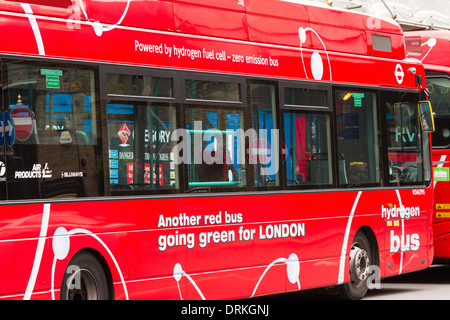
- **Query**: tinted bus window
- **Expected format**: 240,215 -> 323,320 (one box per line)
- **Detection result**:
335,90 -> 381,186
106,102 -> 179,194
283,112 -> 332,186
249,82 -> 279,188
384,91 -> 424,185
107,73 -> 173,98
183,77 -> 245,192
282,86 -> 332,187
284,87 -> 327,107
186,79 -> 240,102
427,77 -> 450,148
4,62 -> 102,199
184,106 -> 244,191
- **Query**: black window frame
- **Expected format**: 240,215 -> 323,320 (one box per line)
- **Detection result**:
380,88 -> 427,187
279,81 -> 335,190
425,71 -> 450,150
333,87 -> 383,188
100,65 -> 182,196
181,72 -> 247,193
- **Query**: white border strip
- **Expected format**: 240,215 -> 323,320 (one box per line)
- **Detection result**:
20,3 -> 45,55
23,204 -> 50,300
337,191 -> 362,284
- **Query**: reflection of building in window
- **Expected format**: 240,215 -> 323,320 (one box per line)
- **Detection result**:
106,102 -> 178,194
5,63 -> 101,199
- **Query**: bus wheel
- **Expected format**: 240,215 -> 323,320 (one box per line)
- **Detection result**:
339,231 -> 372,300
60,251 -> 110,300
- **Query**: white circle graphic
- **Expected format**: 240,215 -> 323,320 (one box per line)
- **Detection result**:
286,253 -> 300,284
52,227 -> 70,260
311,51 -> 324,80
298,27 -> 307,44
173,263 -> 183,282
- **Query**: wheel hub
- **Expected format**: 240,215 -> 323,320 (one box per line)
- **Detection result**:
65,268 -> 99,300
349,244 -> 370,286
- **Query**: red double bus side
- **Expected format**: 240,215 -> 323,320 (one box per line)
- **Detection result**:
0,0 -> 434,300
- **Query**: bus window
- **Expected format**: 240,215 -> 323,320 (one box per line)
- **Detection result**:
384,92 -> 424,185
335,90 -> 381,186
283,112 -> 332,187
107,73 -> 173,98
186,79 -> 240,102
184,78 -> 245,192
282,85 -> 332,187
4,62 -> 102,199
184,106 -> 244,191
249,82 -> 279,188
106,102 -> 179,194
427,77 -> 450,147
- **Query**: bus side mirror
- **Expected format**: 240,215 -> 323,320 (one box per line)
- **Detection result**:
418,101 -> 435,133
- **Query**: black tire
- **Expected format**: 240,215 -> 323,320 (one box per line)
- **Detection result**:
338,231 -> 372,300
60,251 -> 110,300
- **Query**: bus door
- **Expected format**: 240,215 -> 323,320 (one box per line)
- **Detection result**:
427,76 -> 450,255
384,92 -> 430,275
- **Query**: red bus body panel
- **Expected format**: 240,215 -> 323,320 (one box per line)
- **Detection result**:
0,0 -> 433,299
0,188 -> 433,299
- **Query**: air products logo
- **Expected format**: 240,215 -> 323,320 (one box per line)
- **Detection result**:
14,163 -> 52,179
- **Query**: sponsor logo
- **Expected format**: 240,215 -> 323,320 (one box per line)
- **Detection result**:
15,163 -> 52,179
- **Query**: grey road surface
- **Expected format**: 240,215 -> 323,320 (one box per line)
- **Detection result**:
260,264 -> 450,300
364,264 -> 450,300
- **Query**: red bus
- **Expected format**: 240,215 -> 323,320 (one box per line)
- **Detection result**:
0,0 -> 434,300
406,30 -> 450,262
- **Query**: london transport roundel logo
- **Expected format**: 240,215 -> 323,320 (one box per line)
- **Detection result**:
395,64 -> 404,84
